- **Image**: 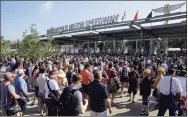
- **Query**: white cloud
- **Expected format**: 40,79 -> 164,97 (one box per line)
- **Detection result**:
40,1 -> 53,12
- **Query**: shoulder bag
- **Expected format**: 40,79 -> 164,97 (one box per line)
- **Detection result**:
4,85 -> 21,116
47,80 -> 60,102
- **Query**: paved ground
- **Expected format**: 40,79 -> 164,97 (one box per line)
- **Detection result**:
0,67 -> 169,116
24,90 -> 169,116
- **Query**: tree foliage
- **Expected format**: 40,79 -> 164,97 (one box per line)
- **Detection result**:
18,24 -> 60,60
0,36 -> 12,56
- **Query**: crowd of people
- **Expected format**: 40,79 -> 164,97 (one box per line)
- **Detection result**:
0,53 -> 187,116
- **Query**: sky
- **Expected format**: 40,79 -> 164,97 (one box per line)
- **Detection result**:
1,1 -> 186,41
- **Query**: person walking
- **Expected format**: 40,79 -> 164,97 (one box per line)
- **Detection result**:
157,68 -> 182,116
127,65 -> 139,103
66,64 -> 75,85
44,71 -> 62,116
36,67 -> 49,116
119,61 -> 130,98
80,63 -> 92,99
140,69 -> 152,115
14,69 -> 29,116
1,72 -> 21,116
88,70 -> 112,116
58,74 -> 88,116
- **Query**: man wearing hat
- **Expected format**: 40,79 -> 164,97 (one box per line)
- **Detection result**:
14,69 -> 29,116
0,72 -> 20,116
57,70 -> 68,88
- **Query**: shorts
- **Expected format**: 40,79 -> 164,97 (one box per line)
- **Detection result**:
90,110 -> 107,116
128,87 -> 137,95
38,92 -> 45,107
120,76 -> 128,83
35,86 -> 39,98
142,96 -> 149,105
82,84 -> 88,94
17,99 -> 27,112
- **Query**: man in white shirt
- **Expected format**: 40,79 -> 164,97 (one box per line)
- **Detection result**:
44,71 -> 62,116
36,67 -> 49,116
177,70 -> 187,98
157,68 -> 182,116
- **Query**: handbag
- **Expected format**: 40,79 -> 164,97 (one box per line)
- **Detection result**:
4,85 -> 21,116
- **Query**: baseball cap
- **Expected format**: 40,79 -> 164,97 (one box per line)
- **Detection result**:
4,72 -> 16,80
17,69 -> 24,75
93,67 -> 98,71
144,69 -> 151,74
158,68 -> 165,73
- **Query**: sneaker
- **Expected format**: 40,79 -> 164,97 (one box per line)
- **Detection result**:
132,101 -> 135,103
127,99 -> 131,102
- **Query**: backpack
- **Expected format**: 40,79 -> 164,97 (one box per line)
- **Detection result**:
58,87 -> 79,116
110,77 -> 120,93
120,67 -> 128,79
129,71 -> 139,85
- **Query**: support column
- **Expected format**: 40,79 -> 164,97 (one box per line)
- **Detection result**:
136,40 -> 138,53
87,41 -> 90,55
124,41 -> 128,54
65,46 -> 67,54
154,46 -> 157,55
149,39 -> 153,56
113,39 -> 116,53
103,41 -> 105,54
94,42 -> 97,54
163,39 -> 168,55
120,40 -> 124,54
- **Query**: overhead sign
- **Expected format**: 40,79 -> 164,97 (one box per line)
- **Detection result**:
47,14 -> 119,35
152,2 -> 185,14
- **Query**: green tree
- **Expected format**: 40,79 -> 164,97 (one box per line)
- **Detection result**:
0,36 -> 12,56
18,24 -> 61,60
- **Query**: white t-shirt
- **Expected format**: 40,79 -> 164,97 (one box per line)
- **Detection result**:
157,76 -> 182,96
36,73 -> 49,93
44,79 -> 60,99
177,77 -> 187,97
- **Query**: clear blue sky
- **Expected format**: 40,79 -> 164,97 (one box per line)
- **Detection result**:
1,1 -> 186,41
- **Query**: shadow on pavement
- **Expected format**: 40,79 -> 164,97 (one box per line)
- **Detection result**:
24,106 -> 39,116
114,102 -> 143,116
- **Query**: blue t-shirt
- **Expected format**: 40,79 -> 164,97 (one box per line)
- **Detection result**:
25,67 -> 33,76
88,80 -> 109,112
14,77 -> 28,99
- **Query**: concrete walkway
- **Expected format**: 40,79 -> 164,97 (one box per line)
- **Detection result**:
25,90 -> 169,116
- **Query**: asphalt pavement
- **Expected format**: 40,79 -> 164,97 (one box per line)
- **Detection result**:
24,90 -> 169,116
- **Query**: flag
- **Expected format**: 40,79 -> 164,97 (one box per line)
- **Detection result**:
122,10 -> 126,22
134,11 -> 138,20
145,11 -> 152,21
